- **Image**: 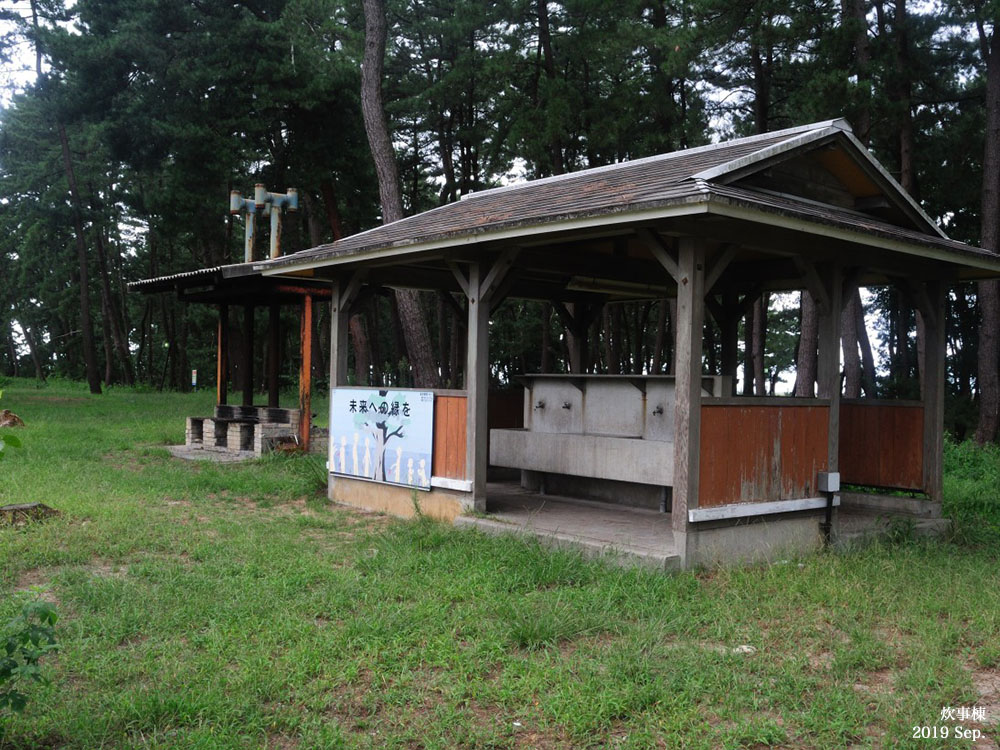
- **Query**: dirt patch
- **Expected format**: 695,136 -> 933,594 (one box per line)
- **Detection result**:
264,735 -> 300,750
87,558 -> 127,579
325,670 -> 382,730
970,668 -> 1000,730
15,567 -> 59,604
809,650 -> 834,670
102,452 -> 148,472
852,668 -> 894,695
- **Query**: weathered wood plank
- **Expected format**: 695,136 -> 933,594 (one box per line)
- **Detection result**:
699,404 -> 829,507
839,402 -> 924,490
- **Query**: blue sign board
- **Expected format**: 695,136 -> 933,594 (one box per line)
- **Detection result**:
329,389 -> 435,490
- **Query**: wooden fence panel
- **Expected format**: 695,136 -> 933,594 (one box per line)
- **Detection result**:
433,395 -> 467,480
699,404 -> 829,507
839,402 -> 923,490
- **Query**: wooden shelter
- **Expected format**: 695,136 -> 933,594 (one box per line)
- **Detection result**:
130,263 -> 330,454
140,119 -> 1000,568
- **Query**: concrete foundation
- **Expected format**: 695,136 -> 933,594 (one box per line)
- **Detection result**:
682,513 -> 826,567
329,474 -> 470,522
839,491 -> 941,518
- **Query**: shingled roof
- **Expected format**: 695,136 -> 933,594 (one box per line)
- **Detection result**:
253,118 -> 1000,277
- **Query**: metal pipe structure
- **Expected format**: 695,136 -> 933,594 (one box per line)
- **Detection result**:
229,191 -> 257,263
254,184 -> 298,259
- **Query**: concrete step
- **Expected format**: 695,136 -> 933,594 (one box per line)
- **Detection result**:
455,514 -> 681,571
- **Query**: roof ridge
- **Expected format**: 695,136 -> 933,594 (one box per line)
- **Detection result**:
460,119 -> 852,202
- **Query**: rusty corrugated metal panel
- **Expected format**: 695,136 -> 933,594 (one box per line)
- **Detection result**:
839,402 -> 923,491
433,395 -> 467,480
699,404 -> 829,507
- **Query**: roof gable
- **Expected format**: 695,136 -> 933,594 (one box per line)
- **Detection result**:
690,125 -> 945,238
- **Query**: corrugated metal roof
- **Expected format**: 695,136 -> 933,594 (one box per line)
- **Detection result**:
128,262 -> 261,293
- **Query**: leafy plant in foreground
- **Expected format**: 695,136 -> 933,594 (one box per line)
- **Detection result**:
0,390 -> 22,461
0,598 -> 58,713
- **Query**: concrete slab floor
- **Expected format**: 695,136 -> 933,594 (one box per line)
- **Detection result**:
455,482 -> 680,570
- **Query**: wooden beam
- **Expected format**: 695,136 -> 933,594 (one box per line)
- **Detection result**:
298,294 -> 313,451
793,257 -> 831,316
894,276 -> 938,328
217,304 -> 229,406
637,228 -> 680,282
447,260 -> 470,297
704,244 -> 738,293
274,284 -> 333,299
489,267 -> 521,314
704,296 -> 727,326
437,290 -> 467,330
479,246 -> 520,304
340,269 -> 366,310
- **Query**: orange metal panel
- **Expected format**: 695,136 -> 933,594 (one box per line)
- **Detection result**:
840,403 -> 923,490
433,395 -> 467,480
699,404 -> 829,507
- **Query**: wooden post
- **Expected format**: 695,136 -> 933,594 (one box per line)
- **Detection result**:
217,304 -> 229,406
298,295 -> 313,451
329,278 -> 349,389
465,261 -> 489,511
328,279 -> 350,486
267,304 -> 280,408
922,279 -> 947,503
242,304 -> 254,407
672,237 -> 706,557
816,264 -> 843,471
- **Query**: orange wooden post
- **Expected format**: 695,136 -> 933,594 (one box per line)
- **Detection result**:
217,304 -> 229,406
298,294 -> 313,451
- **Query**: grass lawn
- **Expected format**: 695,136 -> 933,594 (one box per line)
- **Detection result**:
0,378 -> 998,748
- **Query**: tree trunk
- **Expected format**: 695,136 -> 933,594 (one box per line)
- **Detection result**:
752,294 -> 767,395
19,319 -> 44,380
100,290 -> 114,385
975,18 -> 1000,442
795,292 -> 818,397
536,0 -> 563,174
349,311 -> 370,385
540,302 -> 552,372
5,326 -> 18,377
58,122 -> 102,394
360,0 -> 439,388
842,293 -> 861,398
856,296 -> 878,397
843,0 -> 872,143
94,231 -> 135,385
651,298 -> 668,374
319,179 -> 344,240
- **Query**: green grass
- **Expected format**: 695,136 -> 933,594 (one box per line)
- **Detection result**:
0,377 -> 998,748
